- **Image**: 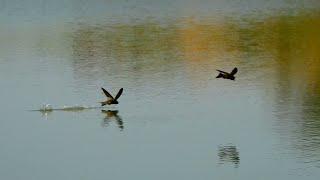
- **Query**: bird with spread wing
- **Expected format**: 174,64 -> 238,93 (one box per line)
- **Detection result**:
100,87 -> 123,106
216,67 -> 238,80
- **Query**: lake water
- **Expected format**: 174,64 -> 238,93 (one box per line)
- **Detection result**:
1,1 -> 320,179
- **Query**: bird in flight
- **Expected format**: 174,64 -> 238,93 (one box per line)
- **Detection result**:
216,67 -> 238,80
100,87 -> 123,106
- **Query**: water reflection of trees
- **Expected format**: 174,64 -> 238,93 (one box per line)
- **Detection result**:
70,18 -> 245,90
71,21 -> 190,89
71,11 -> 320,97
71,11 -> 320,84
266,13 -> 320,163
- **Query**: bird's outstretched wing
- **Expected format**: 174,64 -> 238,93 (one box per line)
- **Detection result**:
114,88 -> 123,100
216,69 -> 228,74
101,87 -> 114,99
230,67 -> 238,76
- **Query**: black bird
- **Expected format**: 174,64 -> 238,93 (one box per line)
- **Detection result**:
216,67 -> 238,80
100,87 -> 123,106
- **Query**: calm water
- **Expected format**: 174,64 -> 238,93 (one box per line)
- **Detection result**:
1,1 -> 320,179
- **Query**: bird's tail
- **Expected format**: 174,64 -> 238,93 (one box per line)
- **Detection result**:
216,73 -> 223,78
100,102 -> 107,106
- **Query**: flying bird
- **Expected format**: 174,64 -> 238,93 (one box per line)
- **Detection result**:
100,87 -> 123,106
216,67 -> 238,80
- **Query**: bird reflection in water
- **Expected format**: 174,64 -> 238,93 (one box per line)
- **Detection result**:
101,110 -> 124,130
218,145 -> 240,167
39,110 -> 52,120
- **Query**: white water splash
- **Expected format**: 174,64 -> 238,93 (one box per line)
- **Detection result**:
34,104 -> 102,112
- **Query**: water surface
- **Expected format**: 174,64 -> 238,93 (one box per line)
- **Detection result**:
1,1 -> 320,179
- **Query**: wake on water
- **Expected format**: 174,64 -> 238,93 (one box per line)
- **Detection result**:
30,104 -> 105,112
